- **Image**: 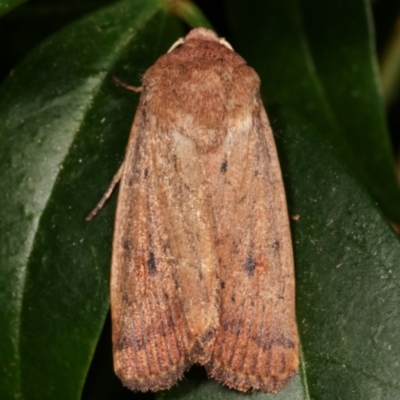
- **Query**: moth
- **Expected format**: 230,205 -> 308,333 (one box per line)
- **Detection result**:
87,27 -> 299,393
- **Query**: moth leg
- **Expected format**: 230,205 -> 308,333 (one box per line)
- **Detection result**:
86,163 -> 124,221
112,76 -> 142,93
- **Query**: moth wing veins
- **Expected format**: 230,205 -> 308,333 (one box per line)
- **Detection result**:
204,101 -> 299,393
157,129 -> 220,365
111,103 -> 219,392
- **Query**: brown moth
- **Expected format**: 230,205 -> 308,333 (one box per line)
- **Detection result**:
87,27 -> 299,393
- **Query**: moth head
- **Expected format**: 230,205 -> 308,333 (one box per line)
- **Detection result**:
167,28 -> 234,53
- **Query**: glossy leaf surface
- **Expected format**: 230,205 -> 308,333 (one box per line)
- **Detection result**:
223,0 -> 400,223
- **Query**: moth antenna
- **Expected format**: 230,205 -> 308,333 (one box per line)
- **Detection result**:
167,37 -> 185,53
218,38 -> 233,50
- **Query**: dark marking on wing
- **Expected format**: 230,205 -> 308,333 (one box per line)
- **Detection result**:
114,336 -> 131,351
263,335 -> 296,351
172,154 -> 181,172
245,255 -> 256,275
279,353 -> 287,374
272,240 -> 280,251
147,251 -> 157,275
115,333 -> 148,352
220,159 -> 228,173
234,324 -> 241,337
222,320 -> 230,331
238,195 -> 247,204
160,320 -> 168,338
127,177 -> 134,186
123,239 -> 134,251
122,293 -> 132,305
202,326 -> 217,345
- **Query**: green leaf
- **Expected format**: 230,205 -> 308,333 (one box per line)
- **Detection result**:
170,0 -> 212,29
300,0 -> 400,224
223,0 -> 400,223
274,104 -> 400,399
0,0 -> 26,18
0,0 -> 186,398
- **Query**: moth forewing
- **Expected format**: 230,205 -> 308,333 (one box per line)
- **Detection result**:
205,102 -> 299,392
89,27 -> 298,393
110,38 -> 221,391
